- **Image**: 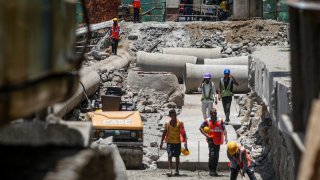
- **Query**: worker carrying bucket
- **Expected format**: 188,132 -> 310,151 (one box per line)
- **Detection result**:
227,141 -> 257,180
199,108 -> 228,176
198,73 -> 218,121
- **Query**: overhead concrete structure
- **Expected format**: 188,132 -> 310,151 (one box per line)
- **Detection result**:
204,56 -> 249,65
136,51 -> 197,80
162,47 -> 222,64
184,63 -> 249,93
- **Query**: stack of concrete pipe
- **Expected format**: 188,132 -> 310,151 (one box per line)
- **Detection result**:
162,47 -> 222,64
203,56 -> 249,65
184,63 -> 250,94
136,51 -> 197,80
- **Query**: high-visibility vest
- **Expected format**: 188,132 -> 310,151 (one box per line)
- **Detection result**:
208,118 -> 224,145
133,0 -> 141,8
228,145 -> 251,170
201,82 -> 214,101
164,119 -> 187,143
220,78 -> 233,98
237,147 -> 251,168
111,25 -> 120,40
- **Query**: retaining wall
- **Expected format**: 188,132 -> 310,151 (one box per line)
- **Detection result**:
251,46 -> 295,180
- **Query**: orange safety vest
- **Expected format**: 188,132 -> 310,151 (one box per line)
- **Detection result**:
237,147 -> 251,168
227,145 -> 251,170
133,0 -> 141,8
208,118 -> 224,145
111,25 -> 120,40
164,120 -> 187,143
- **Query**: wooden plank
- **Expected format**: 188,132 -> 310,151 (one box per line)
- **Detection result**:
297,100 -> 320,180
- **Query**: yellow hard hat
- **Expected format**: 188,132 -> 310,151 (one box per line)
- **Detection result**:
113,18 -> 118,22
203,126 -> 210,134
227,141 -> 239,156
181,148 -> 190,156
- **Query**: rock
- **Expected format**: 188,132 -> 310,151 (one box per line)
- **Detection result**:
128,33 -> 139,40
241,40 -> 250,45
163,102 -> 177,109
144,106 -> 153,113
231,44 -> 240,51
91,50 -> 102,60
215,31 -> 222,35
112,76 -> 122,83
222,54 -> 228,58
101,74 -> 108,82
225,47 -> 233,55
149,154 -> 159,161
150,142 -> 158,147
234,37 -> 242,43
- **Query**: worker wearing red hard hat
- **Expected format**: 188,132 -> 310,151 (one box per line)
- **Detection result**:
227,141 -> 257,180
198,72 -> 218,120
199,108 -> 228,176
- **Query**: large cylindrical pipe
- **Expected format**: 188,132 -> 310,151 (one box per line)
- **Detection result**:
204,56 -> 249,65
53,68 -> 101,117
184,63 -> 249,94
136,51 -> 197,80
162,48 -> 222,64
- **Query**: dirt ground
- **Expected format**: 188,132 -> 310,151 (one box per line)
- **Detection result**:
127,169 -> 263,180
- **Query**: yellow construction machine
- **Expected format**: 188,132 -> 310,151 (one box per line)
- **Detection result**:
85,86 -> 144,169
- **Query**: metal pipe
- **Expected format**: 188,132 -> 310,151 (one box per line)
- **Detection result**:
184,63 -> 249,94
162,48 -> 222,64
136,51 -> 197,80
204,56 -> 249,65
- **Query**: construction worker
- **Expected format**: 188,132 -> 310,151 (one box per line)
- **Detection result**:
110,18 -> 120,55
218,68 -> 239,123
219,0 -> 228,20
198,73 -> 218,121
160,109 -> 188,177
199,108 -> 228,176
133,0 -> 141,23
227,141 -> 257,180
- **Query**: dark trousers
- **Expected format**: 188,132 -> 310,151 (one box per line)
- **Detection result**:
230,167 -> 257,180
134,8 -> 140,23
111,38 -> 119,55
184,7 -> 192,21
222,96 -> 232,121
208,139 -> 220,171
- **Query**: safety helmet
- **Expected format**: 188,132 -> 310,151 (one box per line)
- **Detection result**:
203,72 -> 212,79
224,68 -> 231,75
203,126 -> 210,134
227,141 -> 239,156
113,18 -> 118,22
181,148 -> 190,156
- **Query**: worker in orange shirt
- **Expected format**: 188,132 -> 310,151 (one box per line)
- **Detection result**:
109,18 -> 121,55
133,0 -> 141,23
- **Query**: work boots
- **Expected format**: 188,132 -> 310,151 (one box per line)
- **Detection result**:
209,170 -> 218,176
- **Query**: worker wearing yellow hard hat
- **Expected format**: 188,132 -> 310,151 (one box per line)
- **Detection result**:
110,17 -> 121,55
227,141 -> 257,180
199,108 -> 228,177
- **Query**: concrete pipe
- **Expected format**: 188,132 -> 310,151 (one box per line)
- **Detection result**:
53,68 -> 101,117
204,56 -> 249,66
162,48 -> 222,64
184,63 -> 249,94
136,51 -> 197,80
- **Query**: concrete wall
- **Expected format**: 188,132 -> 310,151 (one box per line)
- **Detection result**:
85,0 -> 120,24
251,46 -> 295,180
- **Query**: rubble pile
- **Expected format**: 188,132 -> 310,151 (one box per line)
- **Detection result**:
126,20 -> 288,57
236,93 -> 275,179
